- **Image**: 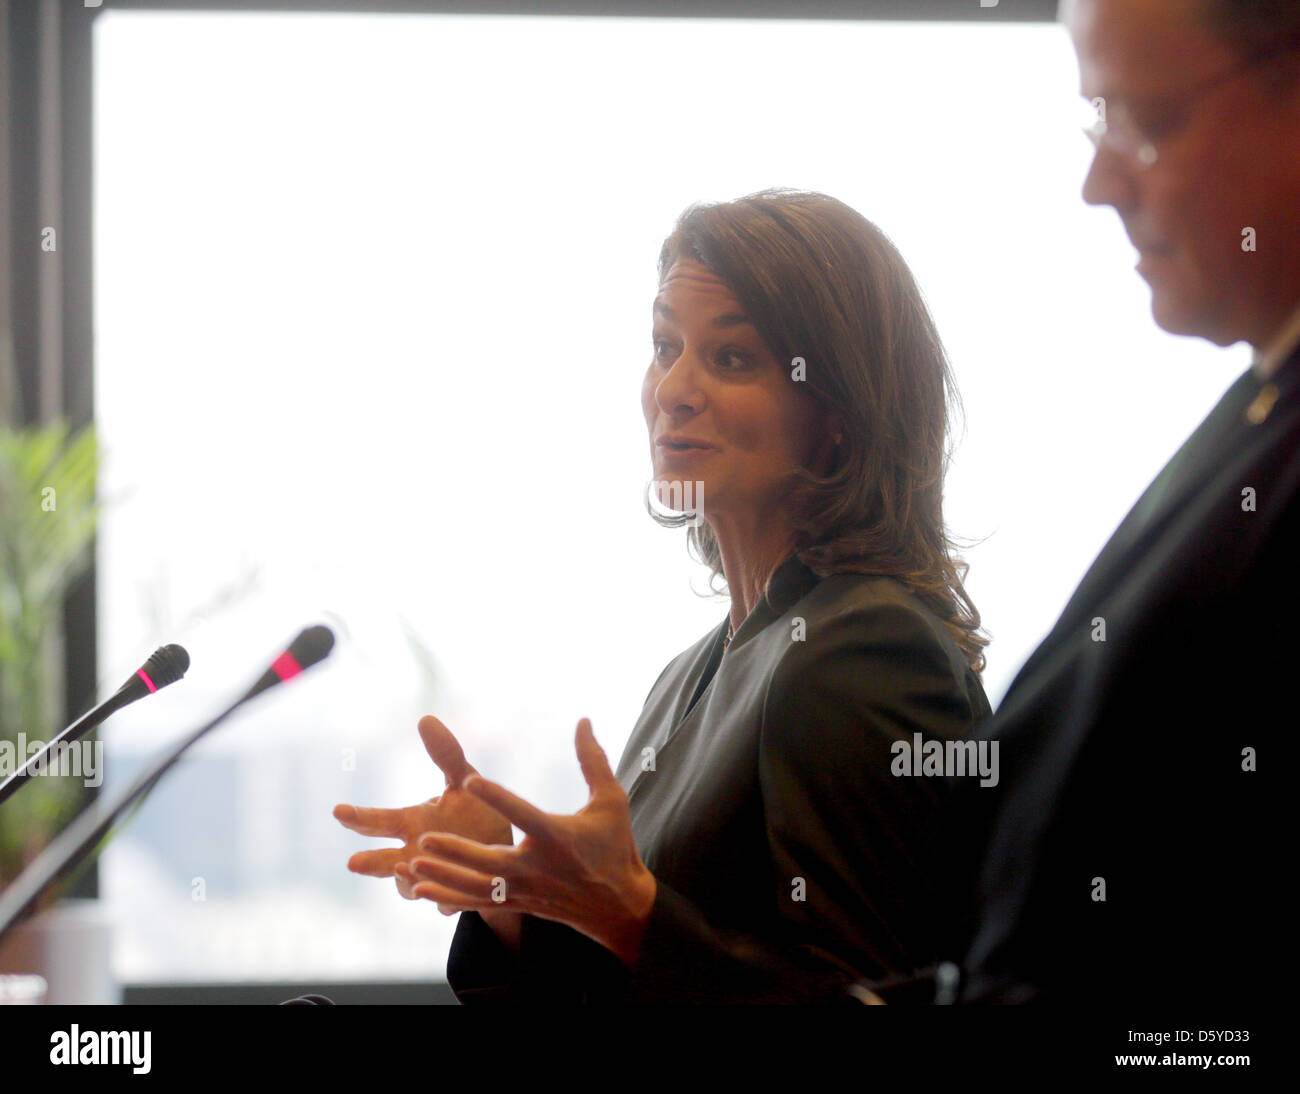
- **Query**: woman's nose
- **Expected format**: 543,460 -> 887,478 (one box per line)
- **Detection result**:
654,353 -> 706,417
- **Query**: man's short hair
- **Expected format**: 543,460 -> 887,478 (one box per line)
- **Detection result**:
1201,0 -> 1300,89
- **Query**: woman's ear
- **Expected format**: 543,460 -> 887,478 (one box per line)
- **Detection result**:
828,411 -> 846,450
808,410 -> 847,475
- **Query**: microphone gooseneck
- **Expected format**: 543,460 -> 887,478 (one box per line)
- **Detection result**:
0,625 -> 334,941
0,644 -> 192,809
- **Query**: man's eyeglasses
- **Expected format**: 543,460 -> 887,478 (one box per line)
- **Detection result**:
1081,36 -> 1300,168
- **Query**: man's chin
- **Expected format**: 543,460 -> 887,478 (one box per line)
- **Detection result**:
1147,284 -> 1236,346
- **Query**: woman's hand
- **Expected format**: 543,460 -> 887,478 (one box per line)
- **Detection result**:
404,718 -> 658,968
334,714 -> 513,914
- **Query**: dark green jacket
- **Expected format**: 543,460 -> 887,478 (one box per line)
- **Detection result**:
449,556 -> 990,1003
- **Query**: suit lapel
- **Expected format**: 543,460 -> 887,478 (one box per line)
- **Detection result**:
621,558 -> 818,802
621,622 -> 727,801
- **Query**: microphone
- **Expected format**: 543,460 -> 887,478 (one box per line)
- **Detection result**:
0,644 -> 191,808
237,629 -> 329,704
113,643 -> 191,703
0,625 -> 334,942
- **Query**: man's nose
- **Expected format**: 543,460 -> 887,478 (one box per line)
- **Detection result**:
1081,143 -> 1137,214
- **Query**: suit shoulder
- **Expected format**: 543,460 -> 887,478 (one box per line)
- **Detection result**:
763,573 -> 987,740
782,572 -> 968,674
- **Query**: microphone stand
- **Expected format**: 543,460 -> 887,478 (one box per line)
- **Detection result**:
0,645 -> 190,809
0,627 -> 331,943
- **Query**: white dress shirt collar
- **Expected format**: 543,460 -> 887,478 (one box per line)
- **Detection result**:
1252,298 -> 1300,380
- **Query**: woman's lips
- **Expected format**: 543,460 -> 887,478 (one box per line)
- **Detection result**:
656,436 -> 718,450
656,438 -> 719,462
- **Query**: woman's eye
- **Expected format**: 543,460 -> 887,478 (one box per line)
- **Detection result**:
716,349 -> 752,371
652,338 -> 676,361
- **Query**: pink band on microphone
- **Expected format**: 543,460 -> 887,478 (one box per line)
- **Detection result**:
271,651 -> 303,681
137,669 -> 158,693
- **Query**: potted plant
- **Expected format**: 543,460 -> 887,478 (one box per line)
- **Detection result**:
0,419 -> 108,1002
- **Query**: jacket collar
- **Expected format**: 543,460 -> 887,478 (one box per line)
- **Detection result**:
724,554 -> 819,653
1253,299 -> 1300,381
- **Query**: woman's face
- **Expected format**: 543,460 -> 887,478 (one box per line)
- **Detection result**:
642,259 -> 826,523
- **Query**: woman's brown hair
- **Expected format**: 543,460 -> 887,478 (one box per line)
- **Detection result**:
652,188 -> 988,673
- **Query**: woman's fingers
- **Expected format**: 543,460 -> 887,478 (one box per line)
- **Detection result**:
396,863 -> 465,910
333,803 -> 406,838
573,718 -> 619,797
408,853 -> 547,913
394,862 -> 421,900
417,831 -> 509,874
410,880 -> 485,908
418,715 -> 476,787
462,775 -> 555,841
346,847 -> 415,877
409,855 -> 499,902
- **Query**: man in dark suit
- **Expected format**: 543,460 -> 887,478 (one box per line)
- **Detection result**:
933,0 -> 1300,1005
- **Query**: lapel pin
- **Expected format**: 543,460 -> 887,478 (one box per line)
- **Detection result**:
1245,383 -> 1279,425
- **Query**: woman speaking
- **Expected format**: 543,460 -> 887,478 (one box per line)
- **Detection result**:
335,189 -> 990,1003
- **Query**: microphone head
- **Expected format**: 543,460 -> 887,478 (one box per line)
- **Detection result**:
118,643 -> 191,698
243,625 -> 336,703
141,644 -> 190,689
287,625 -> 335,673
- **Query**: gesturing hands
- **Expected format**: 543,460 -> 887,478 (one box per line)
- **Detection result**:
334,715 -> 512,907
335,715 -> 656,967
406,718 -> 657,968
